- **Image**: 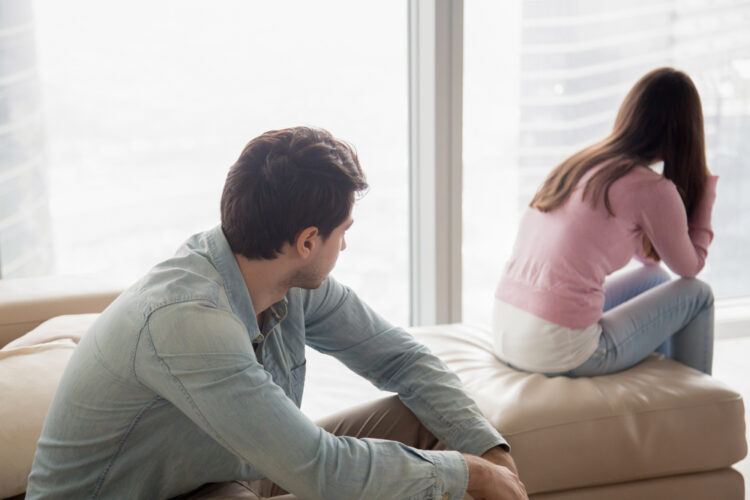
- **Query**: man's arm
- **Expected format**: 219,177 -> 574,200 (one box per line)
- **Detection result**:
135,301 -> 469,500
302,278 -> 510,458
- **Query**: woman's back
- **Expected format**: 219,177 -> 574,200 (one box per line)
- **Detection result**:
496,163 -> 710,330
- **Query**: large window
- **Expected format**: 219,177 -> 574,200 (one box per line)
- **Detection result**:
31,0 -> 409,325
6,1 -> 748,334
463,0 -> 750,326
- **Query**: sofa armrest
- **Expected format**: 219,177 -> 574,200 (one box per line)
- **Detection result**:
0,276 -> 122,348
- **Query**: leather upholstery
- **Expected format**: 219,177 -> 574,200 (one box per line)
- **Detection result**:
409,323 -> 747,495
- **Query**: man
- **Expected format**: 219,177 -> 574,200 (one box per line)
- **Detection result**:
27,127 -> 526,500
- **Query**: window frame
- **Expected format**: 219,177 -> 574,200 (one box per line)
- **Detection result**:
408,0 -> 463,326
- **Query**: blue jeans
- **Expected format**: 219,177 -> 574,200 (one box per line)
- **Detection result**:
566,265 -> 714,377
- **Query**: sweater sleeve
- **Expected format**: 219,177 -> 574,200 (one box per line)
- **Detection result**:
688,175 -> 719,250
635,176 -> 718,278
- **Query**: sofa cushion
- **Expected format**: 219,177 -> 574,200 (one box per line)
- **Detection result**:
0,340 -> 77,498
409,323 -> 747,495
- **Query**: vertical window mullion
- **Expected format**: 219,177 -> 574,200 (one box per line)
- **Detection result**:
408,0 -> 463,326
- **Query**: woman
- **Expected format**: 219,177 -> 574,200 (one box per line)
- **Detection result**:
493,67 -> 718,377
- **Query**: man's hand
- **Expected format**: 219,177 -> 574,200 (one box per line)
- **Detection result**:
462,453 -> 527,500
481,446 -> 519,475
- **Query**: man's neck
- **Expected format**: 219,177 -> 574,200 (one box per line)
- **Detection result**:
233,254 -> 291,323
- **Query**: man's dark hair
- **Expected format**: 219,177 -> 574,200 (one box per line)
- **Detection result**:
221,126 -> 368,259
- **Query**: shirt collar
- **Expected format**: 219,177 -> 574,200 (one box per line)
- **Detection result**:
204,225 -> 259,337
203,226 -> 288,341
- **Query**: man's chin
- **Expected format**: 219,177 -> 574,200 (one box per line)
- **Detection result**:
293,277 -> 327,290
284,268 -> 329,290
302,279 -> 326,290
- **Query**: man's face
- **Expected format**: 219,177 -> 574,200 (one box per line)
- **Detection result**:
290,213 -> 353,289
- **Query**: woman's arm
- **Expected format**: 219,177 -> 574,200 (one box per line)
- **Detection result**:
635,176 -> 718,278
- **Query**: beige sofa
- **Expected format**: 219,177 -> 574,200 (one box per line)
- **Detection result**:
0,276 -> 746,499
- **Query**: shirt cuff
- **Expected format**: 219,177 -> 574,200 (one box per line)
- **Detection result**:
427,450 -> 469,500
470,434 -> 510,455
451,417 -> 510,455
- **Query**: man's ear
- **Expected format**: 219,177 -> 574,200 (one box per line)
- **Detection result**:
294,226 -> 319,259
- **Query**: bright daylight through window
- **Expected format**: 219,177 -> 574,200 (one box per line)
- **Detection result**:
10,0 -> 409,329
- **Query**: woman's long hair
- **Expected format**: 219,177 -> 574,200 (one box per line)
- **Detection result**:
529,67 -> 709,260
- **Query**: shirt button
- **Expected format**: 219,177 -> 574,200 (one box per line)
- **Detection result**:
255,335 -> 262,342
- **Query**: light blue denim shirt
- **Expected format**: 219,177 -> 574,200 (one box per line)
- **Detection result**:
27,226 -> 507,500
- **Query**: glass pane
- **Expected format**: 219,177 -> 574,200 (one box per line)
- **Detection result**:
0,1 -> 52,278
32,0 -> 409,326
464,0 -> 750,325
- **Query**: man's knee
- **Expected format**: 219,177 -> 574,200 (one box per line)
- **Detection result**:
314,395 -> 443,450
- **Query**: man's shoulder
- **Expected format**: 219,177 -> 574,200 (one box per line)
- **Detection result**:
121,263 -> 247,354
121,252 -> 230,323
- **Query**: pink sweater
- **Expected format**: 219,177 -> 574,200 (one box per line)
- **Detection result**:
496,166 -> 718,329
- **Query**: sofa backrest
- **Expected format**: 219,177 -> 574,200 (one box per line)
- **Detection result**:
0,276 -> 121,348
